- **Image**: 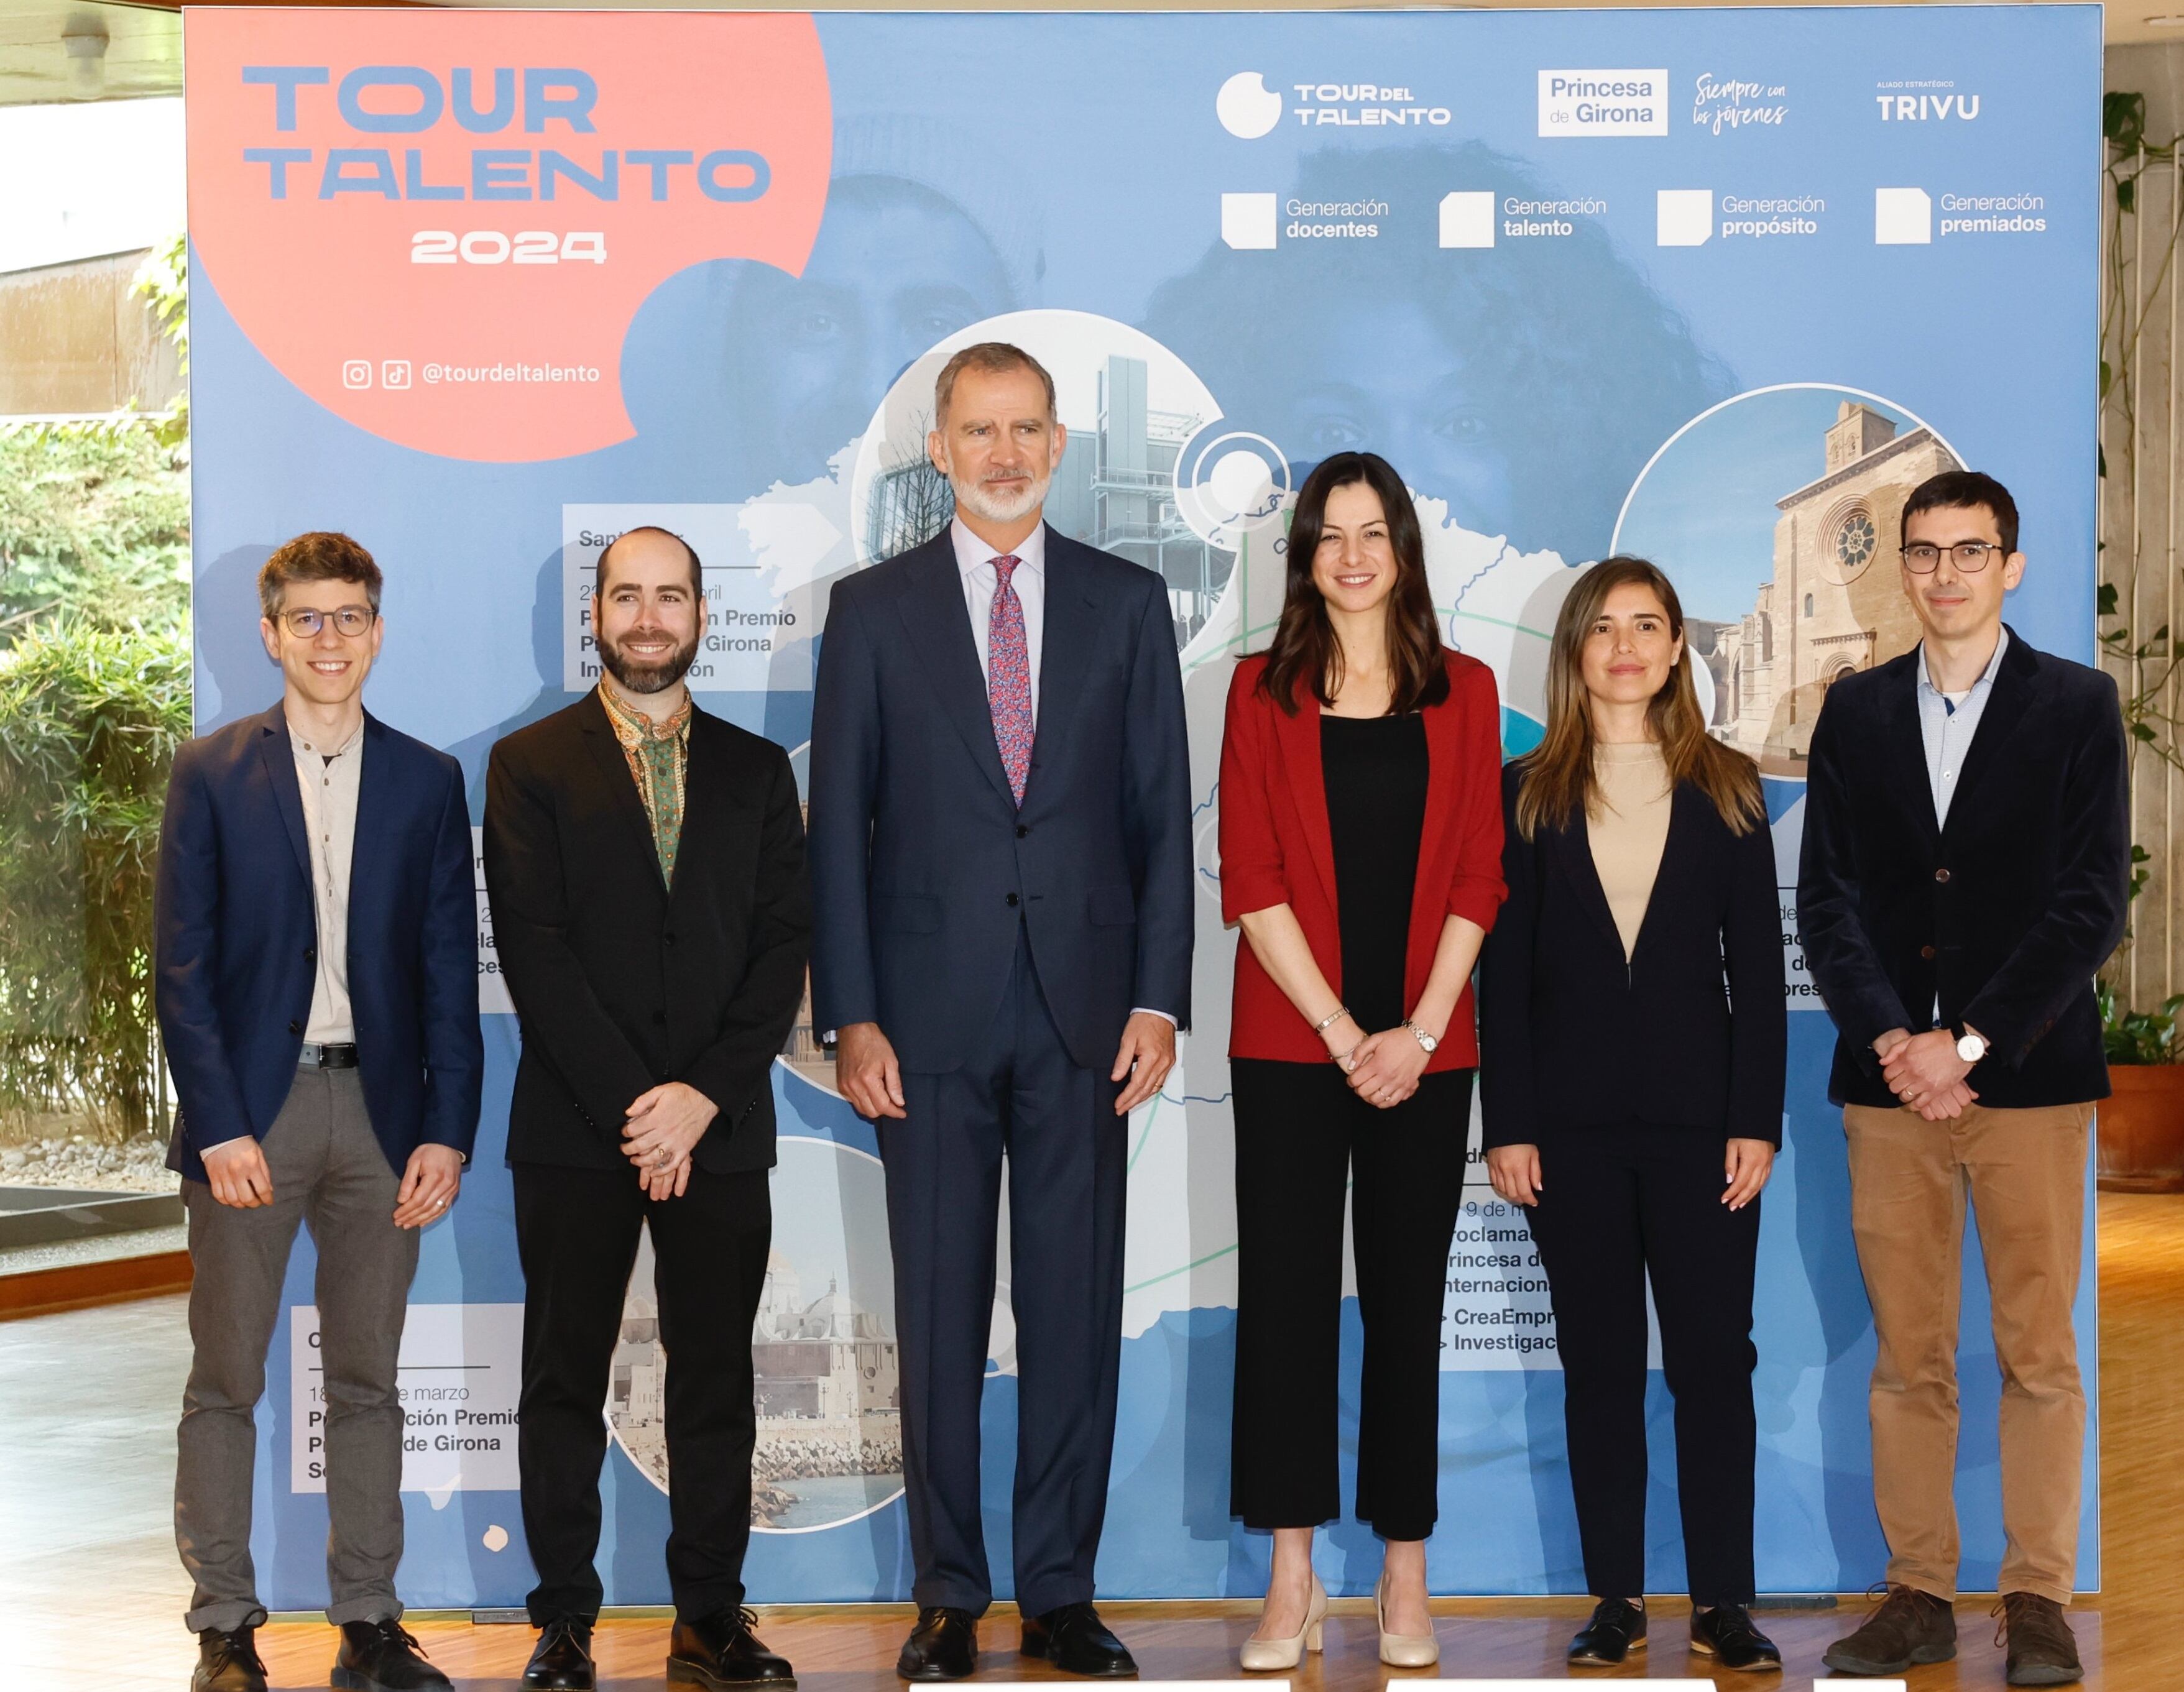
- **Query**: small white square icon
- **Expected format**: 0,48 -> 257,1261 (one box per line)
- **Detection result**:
1656,189 -> 1713,247
382,359 -> 412,390
1439,191 -> 1496,249
341,359 -> 372,390
1221,191 -> 1279,251
1876,186 -> 1933,245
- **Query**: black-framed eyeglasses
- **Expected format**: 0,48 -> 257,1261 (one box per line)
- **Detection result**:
280,605 -> 376,637
1902,541 -> 2002,574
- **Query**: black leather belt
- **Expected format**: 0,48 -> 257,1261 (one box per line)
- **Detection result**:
299,1042 -> 359,1070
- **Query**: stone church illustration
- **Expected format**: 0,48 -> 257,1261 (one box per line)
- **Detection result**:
1695,400 -> 1958,771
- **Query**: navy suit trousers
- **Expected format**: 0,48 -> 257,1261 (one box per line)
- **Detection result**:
880,926 -> 1127,1617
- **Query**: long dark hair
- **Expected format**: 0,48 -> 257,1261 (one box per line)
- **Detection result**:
1513,556 -> 1764,840
1256,451 -> 1450,715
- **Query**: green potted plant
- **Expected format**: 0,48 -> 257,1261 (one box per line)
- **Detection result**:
2096,980 -> 2184,1192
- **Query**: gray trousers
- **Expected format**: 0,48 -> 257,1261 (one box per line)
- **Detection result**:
177,1066 -> 419,1633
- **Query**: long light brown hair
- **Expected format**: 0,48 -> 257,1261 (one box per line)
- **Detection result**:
1257,451 -> 1450,715
1513,556 -> 1764,840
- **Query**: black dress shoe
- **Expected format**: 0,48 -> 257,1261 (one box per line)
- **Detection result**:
524,1616 -> 597,1690
331,1618 -> 453,1691
1690,1604 -> 1782,1671
1568,1598 -> 1647,1666
898,1607 -> 979,1681
668,1607 -> 798,1690
1021,1602 -> 1138,1678
193,1624 -> 268,1692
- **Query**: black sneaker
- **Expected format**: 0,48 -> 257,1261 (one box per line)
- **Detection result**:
1690,1604 -> 1782,1671
1822,1584 -> 1958,1675
192,1623 -> 268,1692
1568,1598 -> 1646,1666
331,1617 -> 453,1691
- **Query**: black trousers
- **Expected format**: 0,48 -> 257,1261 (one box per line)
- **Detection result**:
512,1160 -> 771,1624
878,927 -> 1127,1619
1525,1125 -> 1761,1606
1229,1059 -> 1472,1542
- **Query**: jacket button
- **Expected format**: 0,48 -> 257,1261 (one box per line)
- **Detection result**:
1933,868 -> 1951,884
652,1010 -> 666,1026
288,1019 -> 303,1036
1016,824 -> 1029,839
664,932 -> 676,947
1920,944 -> 1937,959
1005,891 -> 1020,908
304,945 -> 316,962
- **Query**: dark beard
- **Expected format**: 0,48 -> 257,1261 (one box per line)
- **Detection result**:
598,626 -> 698,694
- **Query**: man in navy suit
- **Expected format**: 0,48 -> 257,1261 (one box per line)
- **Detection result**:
156,532 -> 481,1692
808,343 -> 1193,1680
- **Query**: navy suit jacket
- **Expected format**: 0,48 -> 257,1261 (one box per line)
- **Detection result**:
1797,627 -> 2129,1109
155,704 -> 484,1183
807,527 -> 1194,1074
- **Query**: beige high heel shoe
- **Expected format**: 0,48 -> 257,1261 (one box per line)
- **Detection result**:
1239,1572 -> 1327,1671
1375,1573 -> 1440,1668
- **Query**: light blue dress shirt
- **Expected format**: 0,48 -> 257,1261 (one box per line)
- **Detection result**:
1916,626 -> 2009,828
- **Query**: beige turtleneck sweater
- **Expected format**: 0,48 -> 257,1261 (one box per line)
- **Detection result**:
1586,741 -> 1672,960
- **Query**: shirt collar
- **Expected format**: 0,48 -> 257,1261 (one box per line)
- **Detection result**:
950,516 -> 1046,581
1919,625 -> 2009,700
597,681 -> 693,744
287,713 -> 364,760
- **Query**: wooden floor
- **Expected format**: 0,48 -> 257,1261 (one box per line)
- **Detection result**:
6,1194 -> 2180,1692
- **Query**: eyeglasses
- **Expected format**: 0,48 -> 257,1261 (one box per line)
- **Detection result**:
1902,541 -> 2003,574
280,605 -> 376,637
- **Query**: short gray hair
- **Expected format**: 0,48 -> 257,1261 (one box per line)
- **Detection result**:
933,341 -> 1057,425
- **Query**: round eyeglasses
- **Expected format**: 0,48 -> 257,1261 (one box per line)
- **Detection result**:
1902,541 -> 2002,574
281,605 -> 376,637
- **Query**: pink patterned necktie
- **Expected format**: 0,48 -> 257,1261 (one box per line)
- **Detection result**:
987,554 -> 1033,806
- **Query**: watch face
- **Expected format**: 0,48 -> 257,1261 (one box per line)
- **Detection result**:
1956,1034 -> 1985,1062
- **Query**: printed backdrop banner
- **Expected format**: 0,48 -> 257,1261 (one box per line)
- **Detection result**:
183,6 -> 2104,1606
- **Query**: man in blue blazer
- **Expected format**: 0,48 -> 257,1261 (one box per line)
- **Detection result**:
155,532 -> 481,1692
808,344 -> 1193,1680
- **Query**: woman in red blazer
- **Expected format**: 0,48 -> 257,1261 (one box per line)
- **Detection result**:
1217,451 -> 1505,1671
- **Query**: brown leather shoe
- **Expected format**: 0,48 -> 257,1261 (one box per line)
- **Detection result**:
1821,1584 -> 1957,1675
1997,1593 -> 2082,1686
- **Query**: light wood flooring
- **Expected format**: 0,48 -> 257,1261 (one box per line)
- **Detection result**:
6,1194 -> 2179,1691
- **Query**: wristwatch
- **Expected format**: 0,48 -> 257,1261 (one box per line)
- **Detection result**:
1402,1019 -> 1438,1054
1953,1024 -> 1989,1064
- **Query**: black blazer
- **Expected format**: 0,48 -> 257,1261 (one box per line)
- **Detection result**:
482,693 -> 811,1172
1481,763 -> 1787,1146
1797,628 -> 2128,1110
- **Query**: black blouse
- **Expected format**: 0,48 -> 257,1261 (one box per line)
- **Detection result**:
1320,712 -> 1429,1034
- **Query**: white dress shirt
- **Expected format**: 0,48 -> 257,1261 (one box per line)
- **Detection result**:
951,516 -> 1046,728
290,715 -> 362,1045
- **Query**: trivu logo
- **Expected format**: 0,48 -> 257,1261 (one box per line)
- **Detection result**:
1217,71 -> 1284,139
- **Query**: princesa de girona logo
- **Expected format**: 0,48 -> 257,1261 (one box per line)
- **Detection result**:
184,11 -> 832,462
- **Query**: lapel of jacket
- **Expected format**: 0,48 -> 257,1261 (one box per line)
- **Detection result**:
1876,651 -> 1943,848
253,704 -> 313,886
669,709 -> 733,911
888,537 -> 1018,809
1624,781 -> 1698,963
1940,627 -> 2041,841
1411,673 -> 1463,929
1549,800 -> 1628,960
1272,688 -> 1340,915
1027,528 -> 1100,804
579,688 -> 670,898
347,713 -> 392,936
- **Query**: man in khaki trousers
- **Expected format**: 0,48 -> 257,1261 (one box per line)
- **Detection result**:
1797,471 -> 2129,1689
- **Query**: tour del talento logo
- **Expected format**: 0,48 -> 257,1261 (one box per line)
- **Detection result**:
1217,71 -> 1284,138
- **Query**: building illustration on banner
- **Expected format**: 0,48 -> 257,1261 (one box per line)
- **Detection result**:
1695,400 -> 1958,770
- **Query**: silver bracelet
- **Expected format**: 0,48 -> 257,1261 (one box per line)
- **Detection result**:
1311,1006 -> 1352,1036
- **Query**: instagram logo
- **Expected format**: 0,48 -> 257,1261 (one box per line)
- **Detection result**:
341,359 -> 372,390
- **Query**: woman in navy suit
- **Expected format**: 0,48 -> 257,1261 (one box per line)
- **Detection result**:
1480,556 -> 1785,1671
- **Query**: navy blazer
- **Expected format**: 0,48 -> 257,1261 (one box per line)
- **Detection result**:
806,527 -> 1194,1074
1797,628 -> 2129,1109
1480,763 -> 1787,1146
155,704 -> 483,1183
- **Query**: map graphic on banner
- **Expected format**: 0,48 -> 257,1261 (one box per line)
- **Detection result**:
183,5 -> 2102,1606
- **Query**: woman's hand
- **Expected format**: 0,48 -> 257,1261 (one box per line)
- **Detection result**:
1722,1138 -> 1774,1210
1486,1143 -> 1542,1207
1345,1028 -> 1429,1107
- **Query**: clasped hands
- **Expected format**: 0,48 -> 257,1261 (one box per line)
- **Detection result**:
622,1080 -> 718,1198
1325,1013 -> 1430,1109
1874,1026 -> 1979,1120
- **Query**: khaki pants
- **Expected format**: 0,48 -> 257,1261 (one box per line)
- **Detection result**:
1843,1100 -> 2094,1605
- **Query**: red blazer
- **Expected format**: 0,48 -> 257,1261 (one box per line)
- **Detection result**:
1219,651 -> 1506,1069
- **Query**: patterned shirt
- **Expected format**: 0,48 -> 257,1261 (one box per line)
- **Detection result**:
599,683 -> 693,886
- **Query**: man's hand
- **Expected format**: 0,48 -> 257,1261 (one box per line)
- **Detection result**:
1344,1028 -> 1429,1108
1486,1143 -> 1542,1207
1110,1012 -> 1176,1115
1723,1138 -> 1774,1210
393,1144 -> 464,1228
1881,1029 -> 1975,1114
200,1137 -> 275,1209
622,1081 -> 718,1198
836,1022 -> 907,1121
